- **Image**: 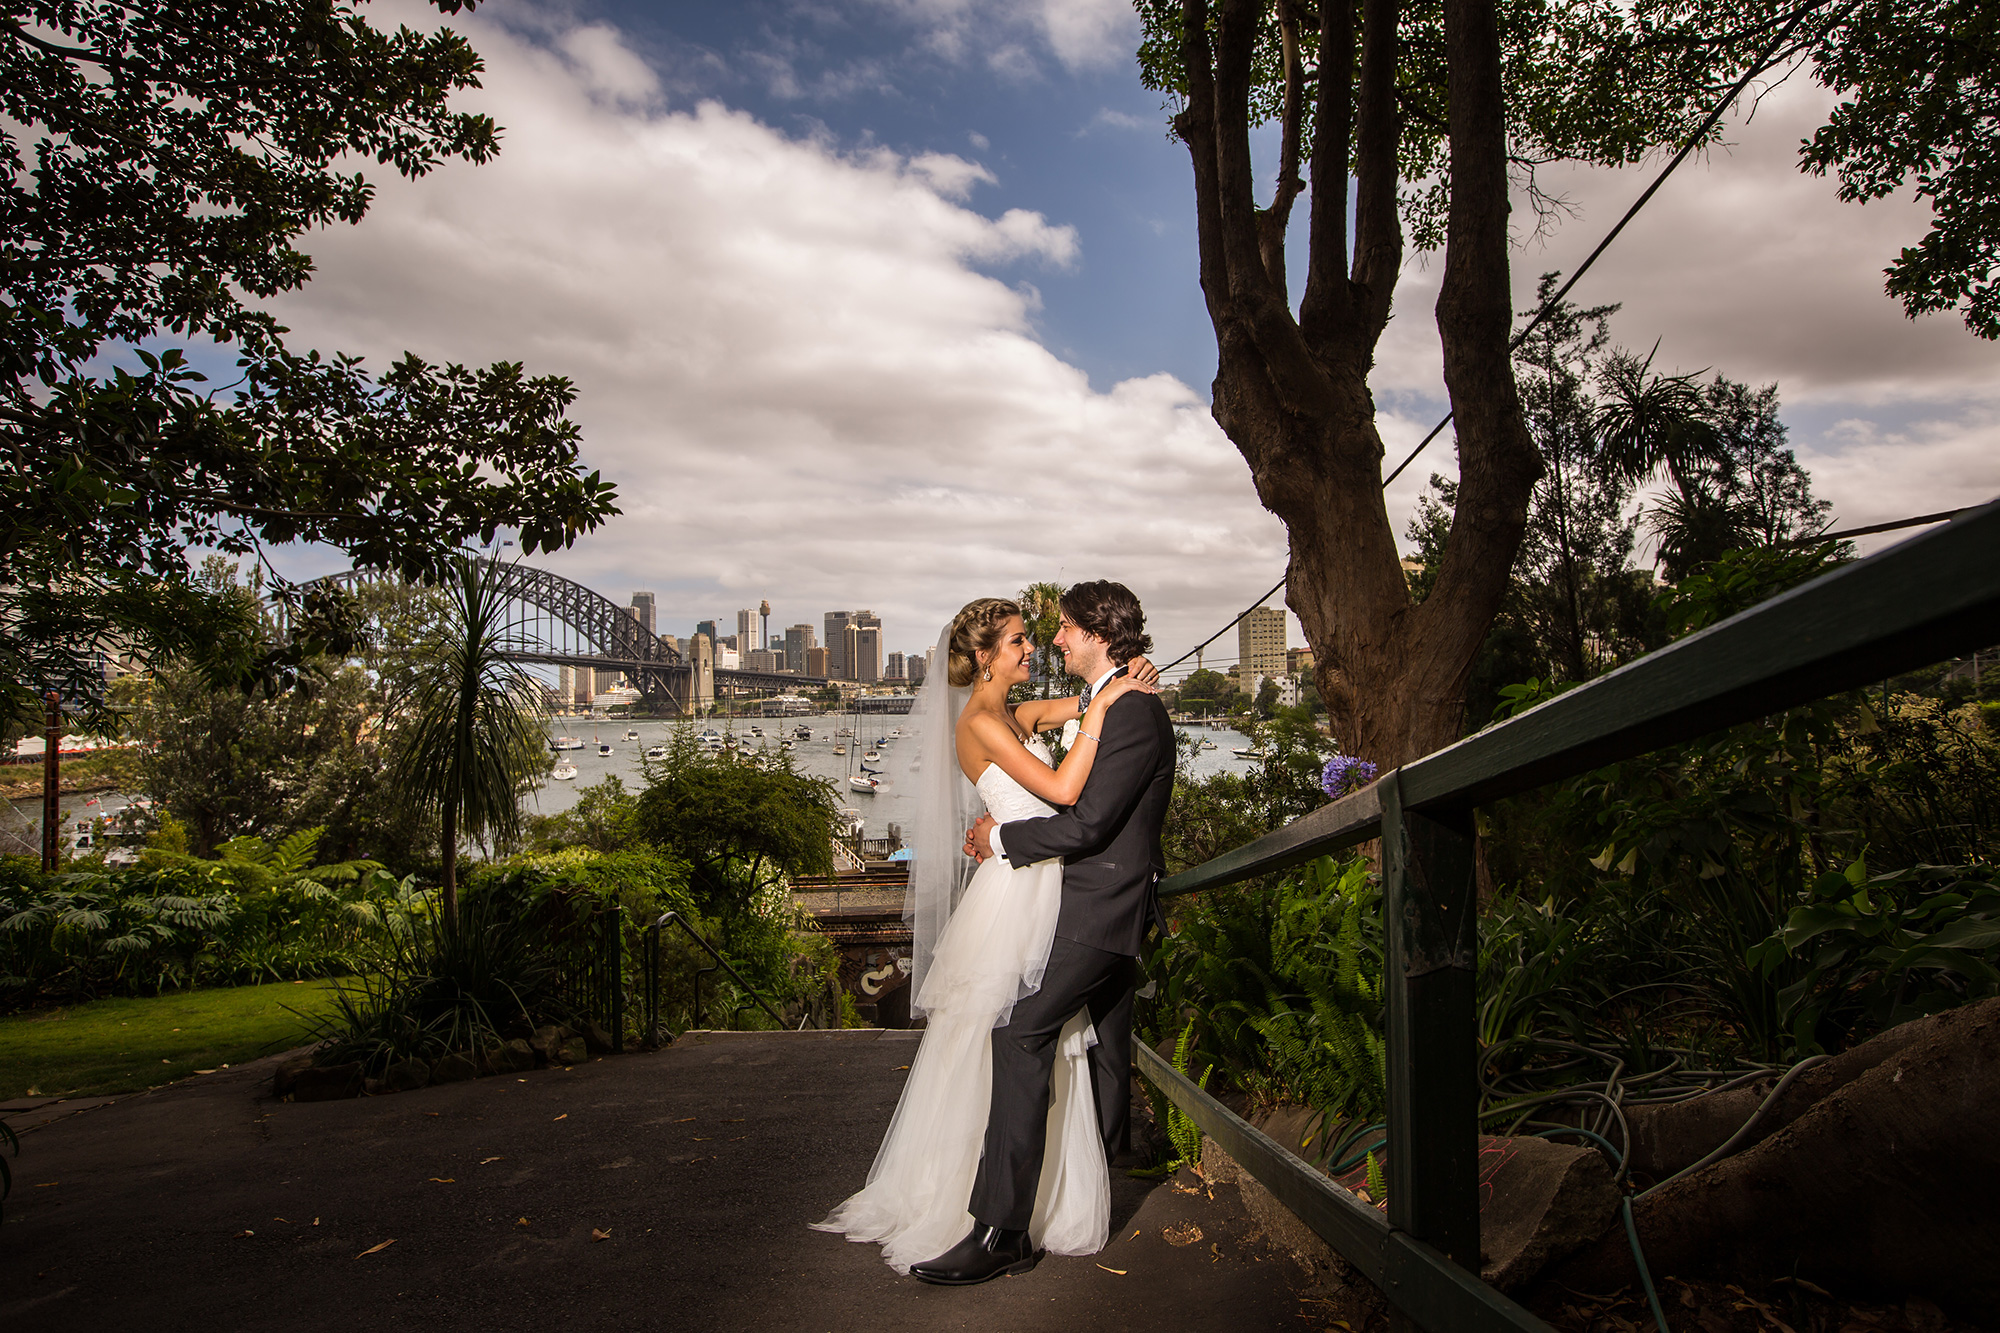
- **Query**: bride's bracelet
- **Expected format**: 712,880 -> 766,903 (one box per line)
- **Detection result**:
1075,728 -> 1100,743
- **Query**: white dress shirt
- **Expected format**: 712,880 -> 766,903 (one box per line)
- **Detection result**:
990,662 -> 1122,861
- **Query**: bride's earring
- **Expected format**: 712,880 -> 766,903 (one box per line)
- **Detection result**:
982,667 -> 992,681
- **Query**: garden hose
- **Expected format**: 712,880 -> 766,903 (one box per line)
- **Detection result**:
1634,1053 -> 1830,1201
1532,1127 -> 1670,1333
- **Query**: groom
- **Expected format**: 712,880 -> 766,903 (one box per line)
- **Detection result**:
911,580 -> 1176,1286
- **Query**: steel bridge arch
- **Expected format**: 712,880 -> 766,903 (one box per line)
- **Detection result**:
310,560 -> 690,706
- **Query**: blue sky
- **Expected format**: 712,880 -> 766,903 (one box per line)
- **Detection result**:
253,0 -> 1998,668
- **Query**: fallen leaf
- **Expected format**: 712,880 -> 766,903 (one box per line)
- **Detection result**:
553,1113 -> 568,1121
429,1177 -> 455,1184
675,1116 -> 696,1123
516,1218 -> 530,1227
1162,1221 -> 1203,1247
274,1217 -> 288,1223
356,1239 -> 395,1257
1210,1242 -> 1223,1264
1129,1229 -> 1140,1240
592,1228 -> 611,1241
313,1218 -> 320,1226
893,1064 -> 911,1071
1095,1264 -> 1127,1275
234,1230 -> 254,1238
693,1136 -> 710,1141
479,1156 -> 503,1164
195,1069 -> 216,1075
720,1118 -> 745,1123
425,1112 -> 440,1118
34,1182 -> 57,1188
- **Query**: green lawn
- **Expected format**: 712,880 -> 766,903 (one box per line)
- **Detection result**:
0,980 -> 343,1101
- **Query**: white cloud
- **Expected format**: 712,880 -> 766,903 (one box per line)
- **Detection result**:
269,11 -> 1284,660
1036,0 -> 1142,71
906,150 -> 996,200
1364,73 -> 2000,555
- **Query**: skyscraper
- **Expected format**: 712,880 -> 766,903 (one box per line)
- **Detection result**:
783,623 -> 815,673
696,619 -> 718,643
737,608 -> 757,653
848,624 -> 881,684
824,611 -> 853,679
804,646 -> 830,678
908,654 -> 926,685
850,611 -> 881,683
885,651 -> 905,680
630,591 -> 656,637
1236,605 -> 1288,696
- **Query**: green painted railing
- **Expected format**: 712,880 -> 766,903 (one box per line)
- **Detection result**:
1138,498 -> 2000,1332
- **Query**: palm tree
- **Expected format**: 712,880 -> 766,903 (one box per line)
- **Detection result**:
1592,344 -> 1724,503
395,555 -> 548,930
1594,346 -> 1749,578
1017,581 -> 1066,698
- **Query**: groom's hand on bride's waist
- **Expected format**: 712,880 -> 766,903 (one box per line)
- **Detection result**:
965,814 -> 996,862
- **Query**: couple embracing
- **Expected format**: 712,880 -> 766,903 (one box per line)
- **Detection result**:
813,581 -> 1175,1285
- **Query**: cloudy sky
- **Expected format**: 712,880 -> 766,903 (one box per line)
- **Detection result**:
261,0 -> 1999,672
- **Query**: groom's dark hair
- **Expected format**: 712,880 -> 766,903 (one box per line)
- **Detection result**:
1061,581 -> 1151,665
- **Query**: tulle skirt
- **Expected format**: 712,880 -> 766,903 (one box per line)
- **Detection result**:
810,852 -> 1111,1272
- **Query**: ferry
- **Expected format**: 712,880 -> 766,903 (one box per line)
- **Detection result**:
550,736 -> 585,751
793,725 -> 813,741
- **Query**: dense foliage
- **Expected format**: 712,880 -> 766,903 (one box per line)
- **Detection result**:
630,727 -> 841,919
2,0 -> 618,726
0,829 -> 419,1006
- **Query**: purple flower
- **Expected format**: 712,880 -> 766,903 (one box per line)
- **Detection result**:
1320,754 -> 1378,799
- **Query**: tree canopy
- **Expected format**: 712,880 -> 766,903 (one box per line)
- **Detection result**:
1,0 -> 619,724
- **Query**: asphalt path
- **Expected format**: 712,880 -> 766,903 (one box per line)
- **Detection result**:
0,1028 -> 1316,1331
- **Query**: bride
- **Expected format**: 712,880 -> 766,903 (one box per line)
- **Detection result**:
812,596 -> 1157,1274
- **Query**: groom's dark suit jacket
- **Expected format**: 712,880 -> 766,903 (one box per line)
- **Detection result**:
999,691 -> 1176,958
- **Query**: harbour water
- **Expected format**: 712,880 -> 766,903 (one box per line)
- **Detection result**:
532,711 -> 1261,840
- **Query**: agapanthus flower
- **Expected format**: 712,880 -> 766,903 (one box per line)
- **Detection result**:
1320,754 -> 1377,799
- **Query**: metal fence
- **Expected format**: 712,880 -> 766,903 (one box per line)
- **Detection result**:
1137,499 -> 2000,1331
538,892 -> 627,1052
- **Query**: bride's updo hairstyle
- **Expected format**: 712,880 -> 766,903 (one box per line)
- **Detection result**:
946,597 -> 1022,687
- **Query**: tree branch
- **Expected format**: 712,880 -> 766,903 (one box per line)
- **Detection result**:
1255,0 -> 1310,291
4,22 -> 122,68
1299,0 -> 1356,348
1350,0 -> 1403,343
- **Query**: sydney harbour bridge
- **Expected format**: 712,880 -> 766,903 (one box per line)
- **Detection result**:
312,562 -> 826,715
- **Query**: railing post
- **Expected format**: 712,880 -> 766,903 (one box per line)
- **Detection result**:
1380,772 -> 1481,1276
610,907 -> 625,1054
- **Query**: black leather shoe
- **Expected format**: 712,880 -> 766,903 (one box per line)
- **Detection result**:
909,1224 -> 1040,1285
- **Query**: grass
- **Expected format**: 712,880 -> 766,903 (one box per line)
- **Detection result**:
0,980 -> 344,1101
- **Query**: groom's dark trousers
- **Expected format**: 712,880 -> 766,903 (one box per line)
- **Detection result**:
968,691 -> 1175,1233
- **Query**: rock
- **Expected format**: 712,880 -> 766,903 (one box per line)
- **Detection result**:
291,1062 -> 364,1102
583,1021 -> 616,1056
271,1054 -> 317,1099
431,1052 -> 479,1084
1195,1105 -> 1616,1294
381,1059 -> 430,1093
492,1039 -> 538,1074
1475,1136 -> 1619,1290
529,1025 -> 564,1062
555,1037 -> 589,1066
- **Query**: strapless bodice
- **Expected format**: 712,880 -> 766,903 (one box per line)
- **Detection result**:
976,735 -> 1059,823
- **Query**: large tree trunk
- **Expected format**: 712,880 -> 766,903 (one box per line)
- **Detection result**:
1177,0 -> 1539,769
1545,998 -> 2000,1320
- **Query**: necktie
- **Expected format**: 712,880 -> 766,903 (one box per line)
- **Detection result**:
1077,682 -> 1093,714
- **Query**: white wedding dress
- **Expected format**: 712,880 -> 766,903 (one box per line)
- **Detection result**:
812,736 -> 1111,1272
